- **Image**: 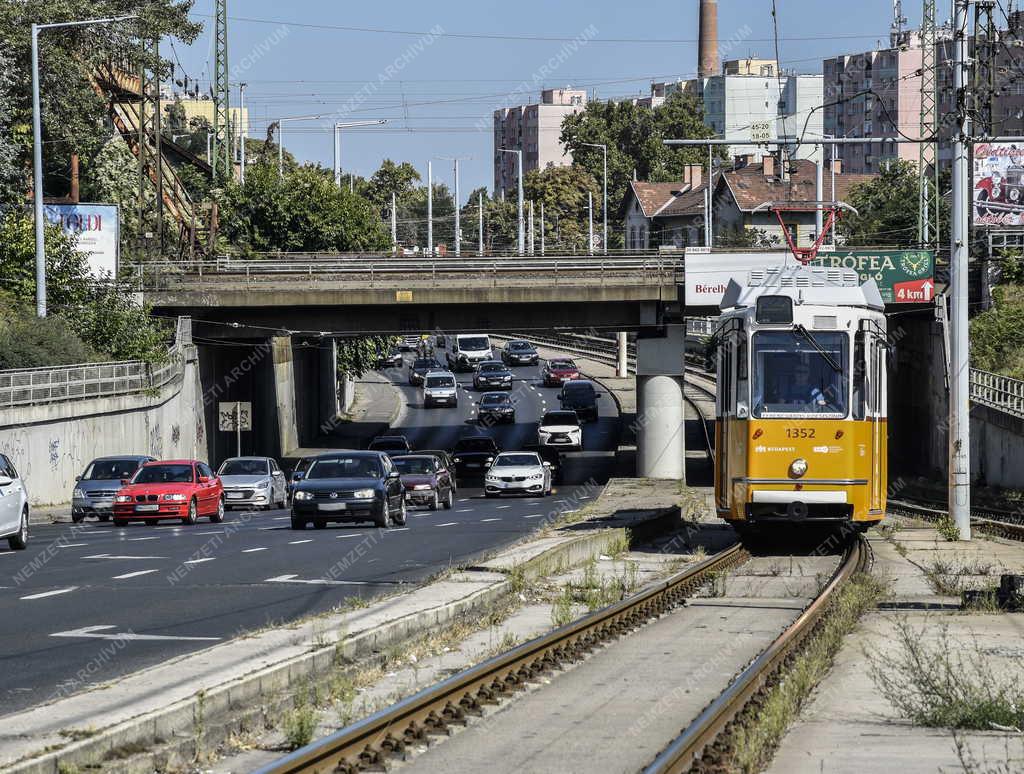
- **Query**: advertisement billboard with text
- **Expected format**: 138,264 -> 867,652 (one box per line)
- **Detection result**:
973,142 -> 1024,228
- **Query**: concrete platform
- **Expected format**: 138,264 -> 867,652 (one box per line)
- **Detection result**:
767,527 -> 1024,774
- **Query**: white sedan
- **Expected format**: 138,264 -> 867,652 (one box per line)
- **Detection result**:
484,452 -> 552,498
0,453 -> 29,550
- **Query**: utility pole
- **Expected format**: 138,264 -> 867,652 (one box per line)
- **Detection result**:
581,143 -> 608,253
212,0 -> 229,178
540,200 -> 545,256
334,120 -> 387,189
498,149 -> 524,254
454,159 -> 461,256
391,192 -> 397,248
238,82 -> 247,183
528,200 -> 535,255
588,191 -> 594,255
950,0 -> 972,540
478,191 -> 484,256
427,161 -> 433,255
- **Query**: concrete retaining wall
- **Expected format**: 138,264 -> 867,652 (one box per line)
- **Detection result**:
0,347 -> 208,507
971,404 -> 1024,490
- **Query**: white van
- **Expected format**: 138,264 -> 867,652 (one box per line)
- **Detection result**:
445,334 -> 493,372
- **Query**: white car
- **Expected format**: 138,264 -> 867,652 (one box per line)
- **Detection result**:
0,453 -> 29,550
217,456 -> 288,510
484,452 -> 552,498
423,370 -> 459,408
537,410 -> 583,452
446,334 -> 493,372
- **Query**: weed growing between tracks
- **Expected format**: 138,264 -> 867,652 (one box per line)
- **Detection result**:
923,555 -> 1001,597
868,618 -> 1024,731
727,572 -> 888,774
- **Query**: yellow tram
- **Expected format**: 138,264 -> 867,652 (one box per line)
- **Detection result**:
713,265 -> 888,533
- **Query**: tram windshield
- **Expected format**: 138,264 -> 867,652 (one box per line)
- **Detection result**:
751,331 -> 849,418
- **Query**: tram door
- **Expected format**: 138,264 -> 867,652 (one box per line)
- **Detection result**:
715,322 -> 743,513
859,326 -> 887,514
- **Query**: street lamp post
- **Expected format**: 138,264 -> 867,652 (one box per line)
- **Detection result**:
32,14 -> 136,318
238,82 -> 247,183
580,143 -> 608,254
498,148 -> 524,255
274,114 -> 326,178
333,119 -> 387,189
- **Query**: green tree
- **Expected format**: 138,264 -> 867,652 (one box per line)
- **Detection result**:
459,188 -> 519,254
218,163 -> 390,255
838,160 -> 949,248
0,293 -> 98,368
970,284 -> 1024,380
561,91 -> 721,246
0,212 -> 93,312
523,166 -> 600,252
365,159 -> 420,216
0,49 -> 22,208
396,182 -> 456,249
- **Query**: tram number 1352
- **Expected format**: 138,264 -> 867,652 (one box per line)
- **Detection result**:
784,428 -> 816,439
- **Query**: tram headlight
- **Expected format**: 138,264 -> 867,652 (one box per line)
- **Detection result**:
789,458 -> 808,479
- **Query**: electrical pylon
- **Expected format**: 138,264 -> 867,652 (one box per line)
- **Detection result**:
212,0 -> 230,178
918,0 -> 940,249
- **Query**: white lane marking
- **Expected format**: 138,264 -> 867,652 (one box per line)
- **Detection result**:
112,569 -> 159,580
183,557 -> 215,565
288,539 -> 313,545
77,531 -> 106,535
83,554 -> 167,560
455,508 -> 473,513
127,537 -> 159,542
457,499 -> 472,503
481,518 -> 502,522
242,547 -> 268,553
51,625 -> 220,642
258,526 -> 284,531
21,587 -> 78,600
389,527 -> 410,533
335,534 -> 361,539
524,514 -> 544,519
59,543 -> 88,548
435,522 -> 458,527
496,505 -> 511,510
195,531 -> 224,536
264,574 -> 379,587
562,509 -> 579,515
273,516 -> 290,521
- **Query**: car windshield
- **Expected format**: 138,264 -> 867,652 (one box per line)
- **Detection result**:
307,457 -> 382,479
481,394 -> 511,405
455,438 -> 497,452
426,376 -> 455,388
414,359 -> 440,370
293,458 -> 312,477
133,464 -> 194,484
370,438 -> 407,451
219,458 -> 269,476
563,383 -> 594,396
508,342 -> 532,351
393,457 -> 437,474
542,411 -> 578,426
82,458 -> 143,481
494,454 -> 540,467
480,364 -> 505,373
459,336 -> 489,351
550,360 -> 575,370
752,331 -> 849,418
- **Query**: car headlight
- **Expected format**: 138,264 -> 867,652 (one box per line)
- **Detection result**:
528,473 -> 543,480
412,484 -> 433,491
294,491 -> 314,501
163,493 -> 187,501
115,495 -> 132,503
73,488 -> 85,499
453,457 -> 462,463
485,474 -> 499,481
257,478 -> 272,489
789,458 -> 809,478
485,456 -> 494,463
353,489 -> 376,499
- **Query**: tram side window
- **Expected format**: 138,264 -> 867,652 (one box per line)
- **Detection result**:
853,332 -> 866,421
751,331 -> 849,418
720,334 -> 734,415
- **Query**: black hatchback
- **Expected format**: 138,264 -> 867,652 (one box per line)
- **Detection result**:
559,379 -> 601,422
451,436 -> 500,477
290,451 -> 406,529
409,357 -> 442,386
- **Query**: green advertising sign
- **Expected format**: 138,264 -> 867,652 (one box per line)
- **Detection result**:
811,250 -> 935,304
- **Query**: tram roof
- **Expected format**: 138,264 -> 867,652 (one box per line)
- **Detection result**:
719,265 -> 885,313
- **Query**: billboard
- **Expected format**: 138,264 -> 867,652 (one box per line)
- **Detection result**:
43,203 -> 119,277
973,142 -> 1024,227
684,250 -> 935,307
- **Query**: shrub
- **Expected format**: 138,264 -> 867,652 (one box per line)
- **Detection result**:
0,303 -> 97,368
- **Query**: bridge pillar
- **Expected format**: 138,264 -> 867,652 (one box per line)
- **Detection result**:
616,332 -> 628,378
635,325 -> 686,480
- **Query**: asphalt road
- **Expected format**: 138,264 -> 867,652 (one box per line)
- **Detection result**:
0,350 -> 620,715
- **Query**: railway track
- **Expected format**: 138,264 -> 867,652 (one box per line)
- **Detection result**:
887,498 -> 1024,542
254,543 -> 749,774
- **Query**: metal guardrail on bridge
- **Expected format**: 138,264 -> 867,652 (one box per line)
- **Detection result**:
130,254 -> 684,290
0,320 -> 187,409
969,368 -> 1024,420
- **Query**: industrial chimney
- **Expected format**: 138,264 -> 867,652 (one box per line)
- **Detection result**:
698,0 -> 719,78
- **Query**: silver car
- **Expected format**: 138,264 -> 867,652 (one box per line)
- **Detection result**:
217,456 -> 287,510
72,455 -> 155,523
0,453 -> 28,550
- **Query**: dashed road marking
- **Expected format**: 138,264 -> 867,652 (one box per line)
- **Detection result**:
481,518 -> 502,522
20,587 -> 78,600
389,527 -> 410,532
524,514 -> 544,519
335,534 -> 361,539
496,505 -> 511,509
455,508 -> 472,513
83,554 -> 166,560
183,558 -> 215,565
195,531 -> 224,536
112,569 -> 159,580
127,537 -> 159,542
435,522 -> 458,527
242,547 -> 268,553
288,539 -> 313,545
59,543 -> 88,548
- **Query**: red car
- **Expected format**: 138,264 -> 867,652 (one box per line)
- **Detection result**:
113,460 -> 224,526
542,358 -> 581,387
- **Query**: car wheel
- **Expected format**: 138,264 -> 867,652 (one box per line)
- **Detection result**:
395,497 -> 407,526
313,519 -> 327,529
98,514 -> 111,522
7,508 -> 28,550
429,491 -> 440,511
210,497 -> 225,523
182,498 -> 198,525
443,488 -> 454,509
375,503 -> 392,529
290,515 -> 307,530
71,512 -> 85,524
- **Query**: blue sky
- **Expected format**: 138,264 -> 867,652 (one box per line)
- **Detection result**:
169,1 -> 924,201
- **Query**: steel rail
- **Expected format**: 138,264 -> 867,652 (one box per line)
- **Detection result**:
643,535 -> 870,774
254,543 -> 747,774
887,498 -> 1024,541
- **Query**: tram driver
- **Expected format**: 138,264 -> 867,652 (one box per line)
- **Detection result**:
779,362 -> 828,408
